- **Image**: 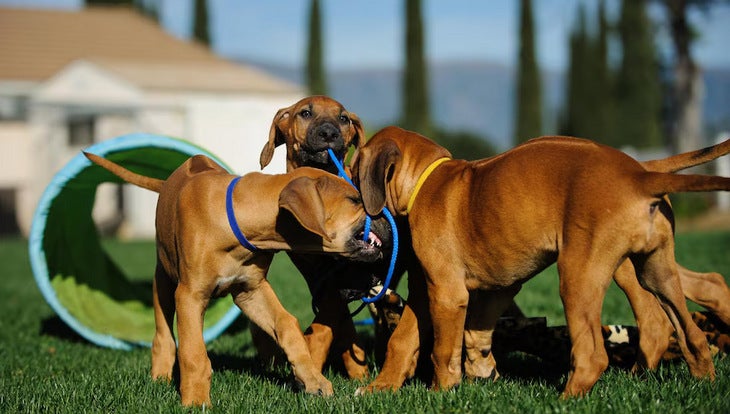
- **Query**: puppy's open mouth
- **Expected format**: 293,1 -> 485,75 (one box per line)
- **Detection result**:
298,147 -> 344,173
359,230 -> 383,249
349,228 -> 384,262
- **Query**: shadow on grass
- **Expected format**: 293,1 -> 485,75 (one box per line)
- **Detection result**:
493,350 -> 568,391
40,316 -> 88,345
206,317 -> 303,392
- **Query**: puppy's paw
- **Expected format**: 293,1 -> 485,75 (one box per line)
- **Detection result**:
354,382 -> 398,396
304,375 -> 333,397
150,371 -> 172,383
354,386 -> 372,396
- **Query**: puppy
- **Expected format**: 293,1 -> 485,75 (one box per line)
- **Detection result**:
259,95 -> 405,377
84,151 -> 386,406
353,127 -> 729,396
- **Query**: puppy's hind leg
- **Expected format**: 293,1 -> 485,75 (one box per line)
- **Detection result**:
558,248 -> 614,397
631,248 -> 715,381
175,282 -> 213,406
232,276 -> 333,396
677,264 -> 730,326
151,262 -> 177,381
613,259 -> 673,371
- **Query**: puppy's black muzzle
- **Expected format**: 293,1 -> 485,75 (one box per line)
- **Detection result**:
298,121 -> 347,172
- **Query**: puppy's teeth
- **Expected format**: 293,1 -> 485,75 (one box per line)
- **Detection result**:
367,231 -> 382,248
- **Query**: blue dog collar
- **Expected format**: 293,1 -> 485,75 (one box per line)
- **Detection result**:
226,176 -> 258,251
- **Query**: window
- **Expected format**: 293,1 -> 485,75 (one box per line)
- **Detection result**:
0,188 -> 19,235
67,115 -> 95,146
0,95 -> 28,121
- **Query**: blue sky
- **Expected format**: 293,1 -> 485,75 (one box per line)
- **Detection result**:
2,0 -> 729,71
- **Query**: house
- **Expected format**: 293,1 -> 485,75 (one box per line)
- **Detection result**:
0,6 -> 303,238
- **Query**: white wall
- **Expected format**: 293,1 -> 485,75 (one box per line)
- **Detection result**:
185,93 -> 302,175
119,184 -> 158,239
0,122 -> 31,186
0,122 -> 34,236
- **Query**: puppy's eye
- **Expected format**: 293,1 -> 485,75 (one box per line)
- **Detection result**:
300,109 -> 312,118
339,114 -> 350,124
347,195 -> 362,205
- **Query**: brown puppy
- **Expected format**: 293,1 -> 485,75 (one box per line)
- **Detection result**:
84,151 -> 386,406
352,131 -> 730,392
259,95 -> 401,378
606,140 -> 730,370
353,127 -> 729,397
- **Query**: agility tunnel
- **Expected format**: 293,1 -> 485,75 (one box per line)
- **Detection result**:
29,133 -> 240,350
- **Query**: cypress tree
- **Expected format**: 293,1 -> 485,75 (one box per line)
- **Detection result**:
193,0 -> 210,46
614,0 -> 662,148
306,0 -> 328,96
561,1 -> 614,145
514,0 -> 542,145
401,0 -> 431,136
592,0 -> 614,146
562,5 -> 590,139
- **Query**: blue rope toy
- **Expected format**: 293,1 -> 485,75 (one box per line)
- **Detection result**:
327,149 -> 399,305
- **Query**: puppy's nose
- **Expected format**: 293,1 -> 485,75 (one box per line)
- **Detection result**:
316,123 -> 341,143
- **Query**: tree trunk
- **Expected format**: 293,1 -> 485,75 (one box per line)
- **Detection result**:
667,0 -> 704,157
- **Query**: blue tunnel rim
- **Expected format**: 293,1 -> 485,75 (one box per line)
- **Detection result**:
28,133 -> 241,350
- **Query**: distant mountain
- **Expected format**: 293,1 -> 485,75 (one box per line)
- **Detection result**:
245,60 -> 730,151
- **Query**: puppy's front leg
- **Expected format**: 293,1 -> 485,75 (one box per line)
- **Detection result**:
305,290 -> 367,379
425,267 -> 469,390
356,264 -> 432,394
233,280 -> 333,396
463,288 -> 520,381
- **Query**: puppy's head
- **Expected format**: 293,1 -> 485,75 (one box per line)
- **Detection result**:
351,126 -> 451,216
278,171 -> 390,262
260,96 -> 365,174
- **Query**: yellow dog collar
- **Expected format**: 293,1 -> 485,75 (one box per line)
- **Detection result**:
406,157 -> 450,214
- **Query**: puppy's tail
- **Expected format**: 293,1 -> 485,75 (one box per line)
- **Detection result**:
640,171 -> 730,197
641,138 -> 730,173
83,151 -> 163,193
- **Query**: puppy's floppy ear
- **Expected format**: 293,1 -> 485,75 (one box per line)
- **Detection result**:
348,112 -> 366,151
260,107 -> 291,169
278,176 -> 331,242
355,140 -> 401,216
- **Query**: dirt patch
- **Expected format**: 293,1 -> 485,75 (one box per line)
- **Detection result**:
676,208 -> 730,233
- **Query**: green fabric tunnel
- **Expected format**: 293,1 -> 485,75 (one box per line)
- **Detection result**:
28,133 -> 240,350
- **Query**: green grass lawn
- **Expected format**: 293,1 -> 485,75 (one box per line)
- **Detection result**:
2,232 -> 730,413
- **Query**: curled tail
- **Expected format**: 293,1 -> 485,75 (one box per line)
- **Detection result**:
640,171 -> 730,198
641,138 -> 730,173
83,151 -> 164,193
